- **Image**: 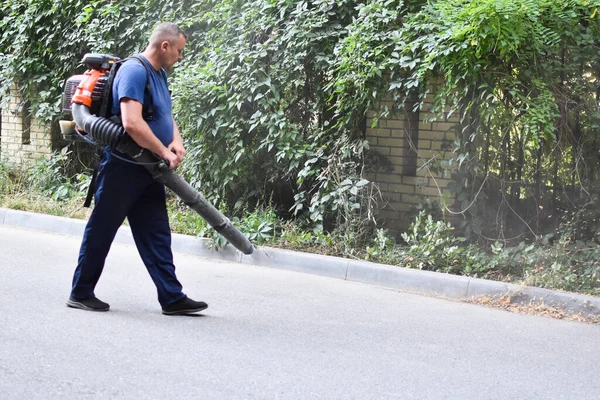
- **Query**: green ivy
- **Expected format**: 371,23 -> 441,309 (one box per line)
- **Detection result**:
5,0 -> 600,243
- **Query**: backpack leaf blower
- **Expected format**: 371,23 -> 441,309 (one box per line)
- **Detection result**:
61,53 -> 254,255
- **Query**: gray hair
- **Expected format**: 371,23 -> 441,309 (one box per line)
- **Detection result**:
148,22 -> 187,47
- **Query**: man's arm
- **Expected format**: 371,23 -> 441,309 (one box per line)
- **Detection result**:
120,99 -> 179,169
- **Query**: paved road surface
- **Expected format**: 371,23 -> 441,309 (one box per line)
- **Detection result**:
0,225 -> 598,399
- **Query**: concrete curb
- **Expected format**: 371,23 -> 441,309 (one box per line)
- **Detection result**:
1,207 -> 599,318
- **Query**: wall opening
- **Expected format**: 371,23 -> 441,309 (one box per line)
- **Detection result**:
21,101 -> 31,145
402,94 -> 420,176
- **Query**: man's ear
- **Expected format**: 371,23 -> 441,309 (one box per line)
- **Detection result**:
160,41 -> 169,51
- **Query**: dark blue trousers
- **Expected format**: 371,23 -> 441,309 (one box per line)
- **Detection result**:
70,151 -> 186,307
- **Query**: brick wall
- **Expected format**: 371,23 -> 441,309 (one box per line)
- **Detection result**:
0,87 -> 53,165
365,93 -> 459,233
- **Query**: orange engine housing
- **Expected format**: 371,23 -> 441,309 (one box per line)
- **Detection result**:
71,69 -> 107,108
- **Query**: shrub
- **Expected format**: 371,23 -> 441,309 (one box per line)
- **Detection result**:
26,148 -> 89,201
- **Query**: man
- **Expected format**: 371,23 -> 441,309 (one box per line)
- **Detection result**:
67,22 -> 208,316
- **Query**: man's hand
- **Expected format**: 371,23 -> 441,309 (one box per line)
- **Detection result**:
159,149 -> 180,170
168,138 -> 186,166
169,120 -> 186,167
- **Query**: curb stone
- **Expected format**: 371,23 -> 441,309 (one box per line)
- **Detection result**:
1,207 -> 599,318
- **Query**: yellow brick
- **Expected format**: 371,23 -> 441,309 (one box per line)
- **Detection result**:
419,130 -> 445,140
1,136 -> 17,144
429,178 -> 453,188
416,150 -> 435,159
376,173 -> 403,184
418,121 -> 432,132
415,169 -> 429,179
446,132 -> 456,141
431,141 -> 446,150
387,156 -> 411,167
31,128 -> 48,135
402,176 -> 428,186
389,128 -> 406,139
378,138 -> 405,148
390,147 -> 409,156
444,151 -> 456,160
383,119 -> 406,129
388,183 -> 415,194
418,140 -> 431,149
370,128 -> 391,137
367,136 -> 377,146
432,122 -> 457,132
381,191 -> 402,202
416,186 -> 444,197
418,121 -> 432,131
432,170 -> 453,180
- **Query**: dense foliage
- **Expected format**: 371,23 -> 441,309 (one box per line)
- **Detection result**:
172,0 -> 389,233
3,0 -> 600,261
392,0 -> 600,243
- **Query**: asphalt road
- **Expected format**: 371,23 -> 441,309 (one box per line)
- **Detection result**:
0,225 -> 598,400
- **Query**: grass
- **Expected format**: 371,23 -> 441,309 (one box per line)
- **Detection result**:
1,191 -> 92,220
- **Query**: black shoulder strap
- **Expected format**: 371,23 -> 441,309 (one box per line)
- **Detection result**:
128,55 -> 155,121
99,55 -> 155,121
83,148 -> 103,208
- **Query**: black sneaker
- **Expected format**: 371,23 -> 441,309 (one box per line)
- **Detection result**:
66,296 -> 110,312
162,296 -> 208,316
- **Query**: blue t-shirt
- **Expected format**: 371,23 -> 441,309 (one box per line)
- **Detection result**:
111,54 -> 174,147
